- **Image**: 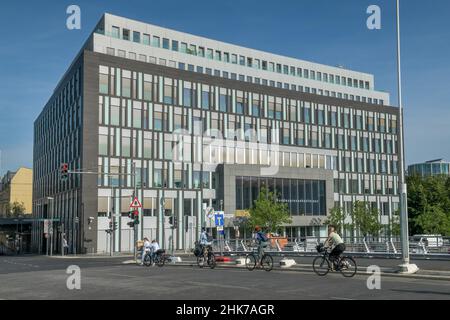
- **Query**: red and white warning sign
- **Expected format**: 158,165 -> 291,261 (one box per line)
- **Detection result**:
129,197 -> 142,208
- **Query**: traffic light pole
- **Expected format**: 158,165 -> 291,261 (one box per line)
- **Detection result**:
132,162 -> 138,261
172,214 -> 175,257
109,183 -> 115,257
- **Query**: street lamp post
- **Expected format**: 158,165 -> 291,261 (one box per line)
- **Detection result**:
396,0 -> 418,274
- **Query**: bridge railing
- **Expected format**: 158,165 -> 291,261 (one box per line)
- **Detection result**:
210,236 -> 450,259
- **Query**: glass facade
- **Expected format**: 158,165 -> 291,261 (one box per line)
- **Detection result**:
94,20 -> 388,105
235,177 -> 326,216
408,161 -> 450,177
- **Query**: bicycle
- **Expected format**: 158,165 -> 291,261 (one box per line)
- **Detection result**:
245,246 -> 273,272
197,244 -> 216,269
143,249 -> 167,267
312,244 -> 357,277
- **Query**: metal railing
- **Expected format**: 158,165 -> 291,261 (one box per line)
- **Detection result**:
209,236 -> 450,259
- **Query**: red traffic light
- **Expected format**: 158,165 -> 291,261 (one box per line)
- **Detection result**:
133,210 -> 139,217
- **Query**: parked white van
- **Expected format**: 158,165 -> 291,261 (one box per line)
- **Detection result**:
412,235 -> 444,248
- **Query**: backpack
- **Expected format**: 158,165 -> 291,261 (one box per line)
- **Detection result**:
193,243 -> 202,257
258,232 -> 269,243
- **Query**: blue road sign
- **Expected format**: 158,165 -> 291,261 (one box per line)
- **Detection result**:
215,213 -> 224,227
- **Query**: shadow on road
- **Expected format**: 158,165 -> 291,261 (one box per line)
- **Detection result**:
390,289 -> 450,296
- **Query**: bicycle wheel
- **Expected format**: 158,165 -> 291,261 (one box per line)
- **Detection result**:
143,253 -> 152,267
156,254 -> 165,267
261,254 -> 273,272
245,254 -> 257,271
339,256 -> 357,278
313,256 -> 330,276
208,253 -> 216,269
197,255 -> 205,268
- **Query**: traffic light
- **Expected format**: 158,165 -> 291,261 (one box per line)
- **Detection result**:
169,216 -> 177,228
127,221 -> 135,228
113,222 -> 118,231
60,163 -> 69,180
133,212 -> 140,225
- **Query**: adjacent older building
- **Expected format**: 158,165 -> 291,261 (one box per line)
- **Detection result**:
32,13 -> 400,254
0,167 -> 33,217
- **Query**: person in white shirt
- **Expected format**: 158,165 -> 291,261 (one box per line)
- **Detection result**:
324,225 -> 346,269
141,238 -> 151,265
150,240 -> 161,261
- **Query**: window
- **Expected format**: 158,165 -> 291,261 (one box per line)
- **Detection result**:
162,38 -> 170,49
112,26 -> 120,39
99,72 -> 108,94
172,40 -> 179,51
110,101 -> 120,126
133,106 -> 141,128
174,170 -> 182,188
262,61 -> 268,70
219,93 -> 230,113
193,171 -> 201,188
99,134 -> 108,155
164,84 -> 173,104
152,36 -> 160,47
122,73 -> 131,98
183,88 -> 192,107
236,93 -> 245,114
215,50 -> 222,61
239,55 -> 245,66
231,54 -> 237,64
252,95 -> 261,117
202,172 -> 210,189
206,49 -> 213,59
133,31 -> 140,43
198,47 -> 205,57
143,34 -> 150,45
122,29 -> 130,40
154,112 -> 163,131
121,137 -> 130,157
154,169 -> 162,187
202,90 -> 210,109
143,77 -> 152,101
304,69 -> 309,79
224,52 -> 230,63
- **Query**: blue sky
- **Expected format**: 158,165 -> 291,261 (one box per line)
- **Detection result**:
0,0 -> 449,175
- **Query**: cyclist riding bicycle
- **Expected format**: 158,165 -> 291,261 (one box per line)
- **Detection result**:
140,238 -> 151,265
254,226 -> 269,263
199,228 -> 213,256
324,225 -> 346,270
150,239 -> 161,262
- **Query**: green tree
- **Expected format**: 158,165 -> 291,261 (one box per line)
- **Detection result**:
351,201 -> 382,238
324,206 -> 347,234
4,201 -> 26,218
248,187 -> 292,233
389,210 -> 401,237
407,174 -> 450,235
414,205 -> 450,236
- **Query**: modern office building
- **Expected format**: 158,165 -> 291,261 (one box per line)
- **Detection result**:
32,13 -> 400,254
0,167 -> 33,217
408,159 -> 450,177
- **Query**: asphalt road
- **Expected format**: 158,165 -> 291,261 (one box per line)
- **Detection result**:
0,256 -> 449,300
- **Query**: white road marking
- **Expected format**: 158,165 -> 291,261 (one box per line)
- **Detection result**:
330,296 -> 354,300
